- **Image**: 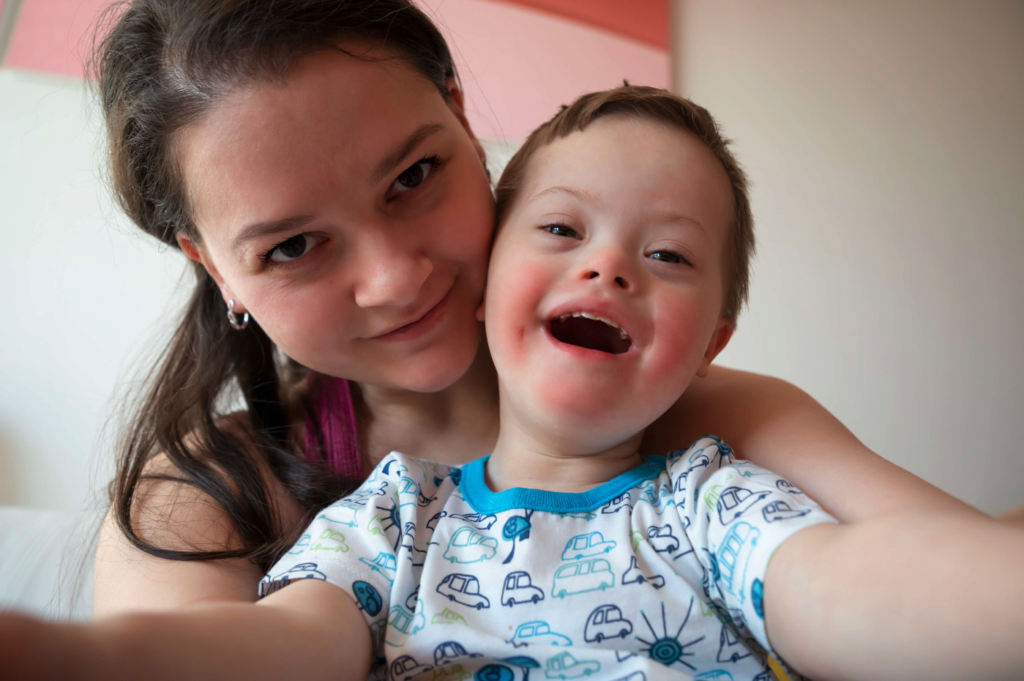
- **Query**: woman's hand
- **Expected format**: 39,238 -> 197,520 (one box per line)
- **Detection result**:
1,580 -> 370,681
765,513 -> 1024,680
644,366 -> 981,521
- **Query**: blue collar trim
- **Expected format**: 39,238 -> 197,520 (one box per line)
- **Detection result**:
460,455 -> 665,514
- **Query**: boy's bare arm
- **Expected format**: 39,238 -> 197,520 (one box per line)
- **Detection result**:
765,515 -> 1024,681
645,365 -> 982,522
2,579 -> 370,681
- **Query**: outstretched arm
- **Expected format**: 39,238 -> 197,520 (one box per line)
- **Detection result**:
2,579 -> 370,681
644,366 -> 981,521
765,514 -> 1024,680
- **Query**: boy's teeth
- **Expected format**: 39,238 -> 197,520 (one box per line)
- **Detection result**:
559,311 -> 620,329
556,312 -> 632,342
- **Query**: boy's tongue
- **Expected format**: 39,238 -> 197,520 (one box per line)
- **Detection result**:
549,313 -> 632,354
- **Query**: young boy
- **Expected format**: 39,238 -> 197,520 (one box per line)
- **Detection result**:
259,86 -> 827,681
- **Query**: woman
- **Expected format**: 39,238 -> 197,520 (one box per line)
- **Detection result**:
89,0 -> 976,621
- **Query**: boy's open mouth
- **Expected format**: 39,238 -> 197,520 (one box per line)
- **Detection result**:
548,312 -> 632,355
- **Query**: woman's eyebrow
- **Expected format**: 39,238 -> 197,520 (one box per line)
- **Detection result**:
232,214 -> 318,254
371,123 -> 445,184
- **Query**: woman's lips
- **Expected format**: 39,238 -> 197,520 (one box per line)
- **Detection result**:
373,286 -> 452,342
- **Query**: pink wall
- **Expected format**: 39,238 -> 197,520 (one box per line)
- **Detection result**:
4,0 -> 668,140
419,0 -> 668,140
5,0 -> 111,77
491,0 -> 668,49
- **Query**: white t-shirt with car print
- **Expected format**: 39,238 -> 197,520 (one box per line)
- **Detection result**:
261,437 -> 836,681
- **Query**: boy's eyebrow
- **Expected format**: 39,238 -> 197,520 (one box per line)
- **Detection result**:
371,123 -> 445,185
529,186 -> 596,204
232,214 -> 319,254
655,211 -> 708,235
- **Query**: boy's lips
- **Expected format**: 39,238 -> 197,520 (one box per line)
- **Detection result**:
371,285 -> 453,342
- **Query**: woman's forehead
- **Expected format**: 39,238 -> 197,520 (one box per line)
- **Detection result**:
175,49 -> 454,240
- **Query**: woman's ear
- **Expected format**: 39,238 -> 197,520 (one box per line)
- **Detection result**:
696,319 -> 734,378
175,233 -> 246,312
446,77 -> 486,167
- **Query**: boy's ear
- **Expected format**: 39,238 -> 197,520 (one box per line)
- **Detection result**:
475,297 -> 486,322
176,233 -> 245,312
696,318 -> 733,378
446,77 -> 486,167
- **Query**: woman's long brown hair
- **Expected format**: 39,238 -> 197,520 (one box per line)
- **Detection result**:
94,0 -> 459,571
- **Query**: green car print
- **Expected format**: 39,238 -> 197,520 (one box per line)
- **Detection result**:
544,652 -> 600,679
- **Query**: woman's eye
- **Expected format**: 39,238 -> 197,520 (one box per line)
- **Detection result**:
649,250 -> 688,265
265,233 -> 315,263
543,224 -> 581,239
389,156 -> 438,196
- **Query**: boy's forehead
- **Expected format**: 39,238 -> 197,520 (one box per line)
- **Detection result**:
517,116 -> 734,238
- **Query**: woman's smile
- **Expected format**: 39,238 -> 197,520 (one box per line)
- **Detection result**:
371,280 -> 454,342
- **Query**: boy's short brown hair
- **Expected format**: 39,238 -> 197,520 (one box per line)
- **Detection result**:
495,85 -> 754,323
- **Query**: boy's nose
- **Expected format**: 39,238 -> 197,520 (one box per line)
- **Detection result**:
583,269 -> 630,290
579,249 -> 634,291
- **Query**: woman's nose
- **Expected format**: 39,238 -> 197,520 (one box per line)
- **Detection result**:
352,232 -> 434,309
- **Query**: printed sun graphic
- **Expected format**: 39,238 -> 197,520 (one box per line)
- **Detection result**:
636,600 -> 705,671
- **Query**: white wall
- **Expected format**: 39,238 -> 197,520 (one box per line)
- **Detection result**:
0,69 -> 190,511
673,0 -> 1024,514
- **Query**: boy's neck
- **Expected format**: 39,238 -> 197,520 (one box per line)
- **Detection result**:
486,406 -> 646,494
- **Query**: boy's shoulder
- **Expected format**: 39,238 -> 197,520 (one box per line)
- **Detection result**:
664,434 -> 738,479
360,451 -> 462,487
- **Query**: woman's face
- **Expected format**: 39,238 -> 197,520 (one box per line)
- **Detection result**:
176,48 -> 494,393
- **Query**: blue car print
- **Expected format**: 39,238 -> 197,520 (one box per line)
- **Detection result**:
319,502 -> 360,527
444,526 -> 498,564
561,532 -> 616,560
584,604 -> 633,642
437,573 -> 490,610
716,487 -> 771,524
552,558 -> 614,598
621,556 -> 665,589
434,641 -> 482,667
359,551 -> 397,585
258,561 -> 326,597
509,621 -> 572,647
601,494 -> 632,514
448,512 -> 498,530
502,570 -> 545,606
716,522 -> 759,603
776,479 -> 802,494
646,524 -> 679,553
390,655 -> 431,681
762,500 -> 810,523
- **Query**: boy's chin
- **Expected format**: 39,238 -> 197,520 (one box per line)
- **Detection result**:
516,393 -> 654,449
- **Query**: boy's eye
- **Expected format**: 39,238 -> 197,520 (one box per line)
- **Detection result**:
648,250 -> 690,265
261,233 -> 316,264
389,156 -> 440,197
542,224 -> 582,239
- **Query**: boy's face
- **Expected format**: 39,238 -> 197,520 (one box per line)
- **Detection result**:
484,116 -> 735,451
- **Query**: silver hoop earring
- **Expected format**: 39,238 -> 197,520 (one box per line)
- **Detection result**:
226,300 -> 249,330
